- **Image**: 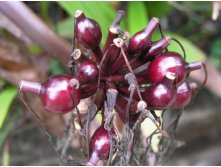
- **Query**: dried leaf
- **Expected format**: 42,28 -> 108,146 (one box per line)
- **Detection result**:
0,11 -> 32,43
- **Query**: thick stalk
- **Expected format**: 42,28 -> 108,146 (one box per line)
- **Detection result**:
103,10 -> 125,53
0,2 -> 72,67
19,80 -> 41,95
109,52 -> 124,75
186,61 -> 202,72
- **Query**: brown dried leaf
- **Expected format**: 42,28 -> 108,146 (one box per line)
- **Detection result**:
0,11 -> 32,43
24,95 -> 66,137
0,37 -> 31,71
0,37 -> 46,85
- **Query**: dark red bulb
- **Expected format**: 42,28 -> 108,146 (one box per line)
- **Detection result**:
74,10 -> 102,50
146,52 -> 186,86
128,17 -> 159,54
88,125 -> 117,165
146,52 -> 203,86
171,81 -> 198,109
76,61 -> 99,84
19,75 -> 81,114
142,72 -> 177,110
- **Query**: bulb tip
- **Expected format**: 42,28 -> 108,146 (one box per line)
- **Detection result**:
190,82 -> 198,90
19,80 -> 24,92
109,26 -> 119,34
70,78 -> 80,89
137,100 -> 147,111
153,17 -> 160,23
71,49 -> 81,60
165,36 -> 172,43
113,38 -> 124,47
117,10 -> 125,17
165,72 -> 176,80
86,162 -> 93,166
75,10 -> 83,18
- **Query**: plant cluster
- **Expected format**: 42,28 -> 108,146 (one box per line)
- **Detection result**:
19,10 -> 207,165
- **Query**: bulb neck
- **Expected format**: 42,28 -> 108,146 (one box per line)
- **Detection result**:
88,152 -> 99,166
19,80 -> 41,95
144,17 -> 159,34
186,61 -> 202,72
162,72 -> 176,87
145,36 -> 171,58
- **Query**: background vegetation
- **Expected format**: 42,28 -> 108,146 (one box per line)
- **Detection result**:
0,1 -> 221,165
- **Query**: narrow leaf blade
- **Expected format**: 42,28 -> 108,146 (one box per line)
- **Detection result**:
152,32 -> 206,62
0,86 -> 18,128
128,2 -> 149,36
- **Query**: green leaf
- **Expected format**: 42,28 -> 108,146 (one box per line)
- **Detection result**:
2,150 -> 10,166
0,111 -> 20,148
0,86 -> 17,129
152,32 -> 206,62
56,17 -> 74,37
28,44 -> 43,55
0,123 -> 12,148
146,2 -> 171,18
127,1 -> 149,36
208,56 -> 221,68
57,1 -> 117,46
210,39 -> 221,57
40,1 -> 49,22
49,59 -> 66,75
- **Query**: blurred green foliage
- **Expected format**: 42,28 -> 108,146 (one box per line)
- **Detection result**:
57,1 -> 206,62
0,86 -> 17,129
2,147 -> 10,165
146,2 -> 171,18
40,1 -> 49,22
127,1 -> 149,35
210,39 -> 221,58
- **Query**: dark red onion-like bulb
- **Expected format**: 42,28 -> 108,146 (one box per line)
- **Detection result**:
19,75 -> 81,114
146,52 -> 203,86
74,10 -> 102,50
74,10 -> 103,63
128,17 -> 159,54
88,125 -> 116,165
146,52 -> 186,86
171,81 -> 198,109
142,72 -> 177,110
76,61 -> 99,85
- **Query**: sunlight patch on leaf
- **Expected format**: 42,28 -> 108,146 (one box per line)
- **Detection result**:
0,86 -> 18,128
